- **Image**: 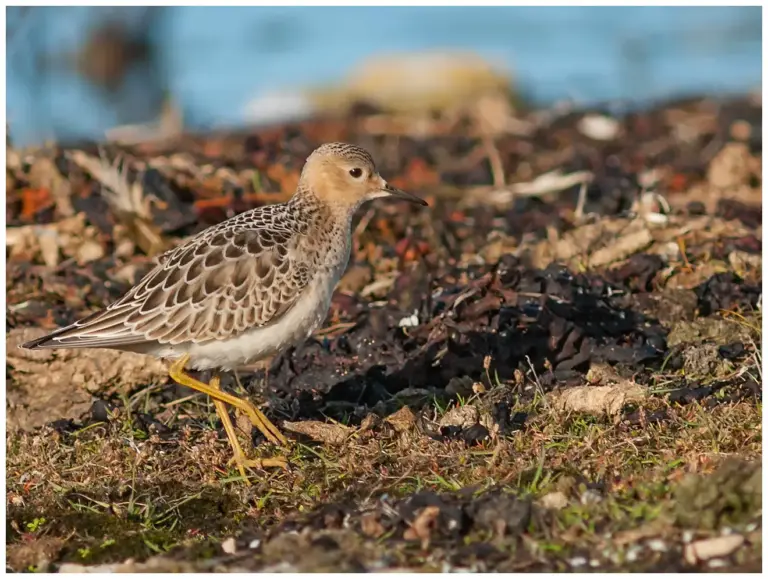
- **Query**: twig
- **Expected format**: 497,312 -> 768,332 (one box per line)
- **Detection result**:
482,134 -> 506,189
574,182 -> 588,222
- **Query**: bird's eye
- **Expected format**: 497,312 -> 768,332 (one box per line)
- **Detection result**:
349,168 -> 363,178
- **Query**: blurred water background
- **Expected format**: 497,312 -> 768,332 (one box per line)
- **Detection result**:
6,6 -> 762,147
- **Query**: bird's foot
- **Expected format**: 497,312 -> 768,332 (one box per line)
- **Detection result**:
227,453 -> 289,485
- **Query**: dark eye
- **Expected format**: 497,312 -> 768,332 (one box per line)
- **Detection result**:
349,168 -> 363,178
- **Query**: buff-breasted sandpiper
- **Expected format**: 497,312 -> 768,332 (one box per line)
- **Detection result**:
21,142 -> 428,483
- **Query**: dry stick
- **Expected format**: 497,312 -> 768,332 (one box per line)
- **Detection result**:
482,133 -> 506,189
574,181 -> 588,222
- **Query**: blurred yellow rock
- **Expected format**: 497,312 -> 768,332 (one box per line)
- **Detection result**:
310,50 -> 515,115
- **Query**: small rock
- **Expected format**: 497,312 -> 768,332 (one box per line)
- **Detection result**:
585,363 -> 622,385
439,405 -> 479,430
646,538 -> 668,552
37,229 -> 61,267
625,545 -> 641,563
549,381 -> 646,418
667,318 -> 749,348
539,491 -> 568,510
682,344 -> 726,378
76,239 -> 105,265
708,142 -> 751,190
385,406 -> 418,433
684,535 -> 744,565
221,537 -> 237,555
568,556 -> 587,568
397,311 -> 419,328
282,420 -> 351,445
577,114 -> 621,141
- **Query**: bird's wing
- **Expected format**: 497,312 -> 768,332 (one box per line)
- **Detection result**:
23,220 -> 314,350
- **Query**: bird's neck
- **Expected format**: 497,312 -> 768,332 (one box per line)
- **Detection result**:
289,186 -> 354,272
290,185 -> 360,230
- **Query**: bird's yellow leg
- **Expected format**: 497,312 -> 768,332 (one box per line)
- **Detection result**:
168,354 -> 288,447
209,378 -> 249,483
208,376 -> 287,485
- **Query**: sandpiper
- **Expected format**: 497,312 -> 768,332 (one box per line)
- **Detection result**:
22,142 -> 427,483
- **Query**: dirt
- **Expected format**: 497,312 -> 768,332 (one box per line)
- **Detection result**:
6,93 -> 762,572
6,327 -> 168,431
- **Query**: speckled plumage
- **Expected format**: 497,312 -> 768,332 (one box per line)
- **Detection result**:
22,143 -> 426,374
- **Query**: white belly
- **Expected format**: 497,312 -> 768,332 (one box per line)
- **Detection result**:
154,273 -> 337,372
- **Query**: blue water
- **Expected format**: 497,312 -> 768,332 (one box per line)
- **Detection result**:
6,6 -> 762,146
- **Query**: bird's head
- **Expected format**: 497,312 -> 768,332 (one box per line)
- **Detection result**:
299,142 -> 427,210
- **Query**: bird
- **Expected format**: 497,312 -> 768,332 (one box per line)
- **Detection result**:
21,142 -> 428,484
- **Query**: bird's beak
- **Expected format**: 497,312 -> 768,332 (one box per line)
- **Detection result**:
381,181 -> 428,206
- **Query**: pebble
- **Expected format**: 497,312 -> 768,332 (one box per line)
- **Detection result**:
684,535 -> 745,565
578,114 -> 621,141
539,491 -> 568,510
568,556 -> 587,568
38,229 -> 61,267
221,537 -> 237,554
398,312 -> 420,328
625,545 -> 641,563
76,239 -> 105,265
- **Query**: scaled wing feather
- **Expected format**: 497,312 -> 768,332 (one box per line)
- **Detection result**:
28,215 -> 312,349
